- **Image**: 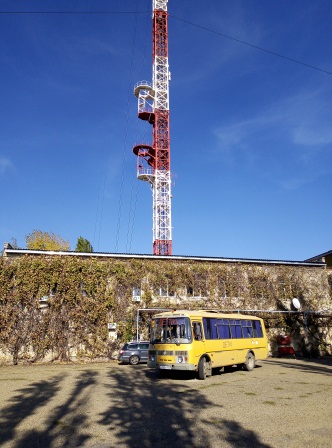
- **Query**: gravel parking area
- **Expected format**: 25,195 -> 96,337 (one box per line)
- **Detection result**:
0,357 -> 331,448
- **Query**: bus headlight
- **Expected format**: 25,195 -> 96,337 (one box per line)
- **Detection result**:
176,352 -> 188,363
150,355 -> 155,362
176,352 -> 188,364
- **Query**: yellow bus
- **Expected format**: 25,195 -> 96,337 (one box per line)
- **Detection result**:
148,309 -> 269,379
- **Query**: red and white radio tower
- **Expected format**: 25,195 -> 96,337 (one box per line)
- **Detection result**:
133,0 -> 172,255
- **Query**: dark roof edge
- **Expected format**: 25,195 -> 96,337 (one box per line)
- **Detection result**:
304,249 -> 332,262
3,248 -> 326,267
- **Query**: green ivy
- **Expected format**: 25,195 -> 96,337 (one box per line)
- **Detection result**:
0,256 -> 331,364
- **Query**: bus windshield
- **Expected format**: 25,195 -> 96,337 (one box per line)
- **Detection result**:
150,317 -> 192,344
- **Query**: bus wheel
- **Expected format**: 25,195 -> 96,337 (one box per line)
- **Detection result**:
243,352 -> 255,371
198,357 -> 207,380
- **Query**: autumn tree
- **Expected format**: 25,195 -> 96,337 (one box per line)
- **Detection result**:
26,230 -> 70,251
76,236 -> 93,253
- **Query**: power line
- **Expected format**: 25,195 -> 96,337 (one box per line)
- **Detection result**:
2,9 -> 330,76
169,14 -> 332,76
126,10 -> 150,254
115,2 -> 141,253
0,11 -> 149,14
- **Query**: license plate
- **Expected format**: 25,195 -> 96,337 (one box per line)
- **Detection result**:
160,366 -> 171,370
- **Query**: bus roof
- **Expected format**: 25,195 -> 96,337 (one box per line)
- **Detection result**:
152,310 -> 264,320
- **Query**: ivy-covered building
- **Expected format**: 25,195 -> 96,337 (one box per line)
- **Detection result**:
1,243 -> 332,364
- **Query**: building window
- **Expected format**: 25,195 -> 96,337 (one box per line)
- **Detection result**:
159,287 -> 168,297
132,287 -> 141,302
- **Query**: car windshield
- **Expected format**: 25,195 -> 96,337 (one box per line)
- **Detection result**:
150,317 -> 192,344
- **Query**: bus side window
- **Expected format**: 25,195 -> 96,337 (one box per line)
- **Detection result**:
193,322 -> 202,340
242,320 -> 253,338
253,320 -> 263,338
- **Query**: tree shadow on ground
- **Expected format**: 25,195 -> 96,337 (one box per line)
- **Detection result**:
1,364 -> 273,447
204,418 -> 273,448
98,367 -> 271,448
0,370 -> 98,448
266,357 -> 332,376
0,374 -> 63,446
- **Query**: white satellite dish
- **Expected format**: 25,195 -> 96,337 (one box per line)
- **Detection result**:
292,298 -> 301,310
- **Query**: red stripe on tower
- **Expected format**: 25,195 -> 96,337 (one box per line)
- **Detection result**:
133,0 -> 172,255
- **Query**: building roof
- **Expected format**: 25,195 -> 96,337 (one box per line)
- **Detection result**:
2,244 -> 326,268
304,250 -> 332,267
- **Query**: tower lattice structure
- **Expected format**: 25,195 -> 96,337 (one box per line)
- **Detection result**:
133,0 -> 172,255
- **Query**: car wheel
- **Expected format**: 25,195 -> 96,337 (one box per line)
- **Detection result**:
129,355 -> 140,365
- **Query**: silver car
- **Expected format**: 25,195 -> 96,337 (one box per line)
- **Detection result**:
117,341 -> 150,365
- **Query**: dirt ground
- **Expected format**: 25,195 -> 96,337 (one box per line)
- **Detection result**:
0,357 -> 331,448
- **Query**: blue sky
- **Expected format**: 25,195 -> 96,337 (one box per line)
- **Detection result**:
0,0 -> 331,261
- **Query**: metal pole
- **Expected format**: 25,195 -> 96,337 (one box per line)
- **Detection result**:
136,309 -> 139,341
135,308 -> 171,342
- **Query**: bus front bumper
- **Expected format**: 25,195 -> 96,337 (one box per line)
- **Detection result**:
148,361 -> 196,372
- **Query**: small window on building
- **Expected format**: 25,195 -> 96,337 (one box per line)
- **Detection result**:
187,286 -> 194,296
159,287 -> 168,297
133,287 -> 141,297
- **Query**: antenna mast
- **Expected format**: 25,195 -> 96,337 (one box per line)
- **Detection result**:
133,0 -> 172,255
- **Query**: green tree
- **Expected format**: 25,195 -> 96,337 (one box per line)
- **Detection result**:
76,236 -> 93,253
26,230 -> 70,251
